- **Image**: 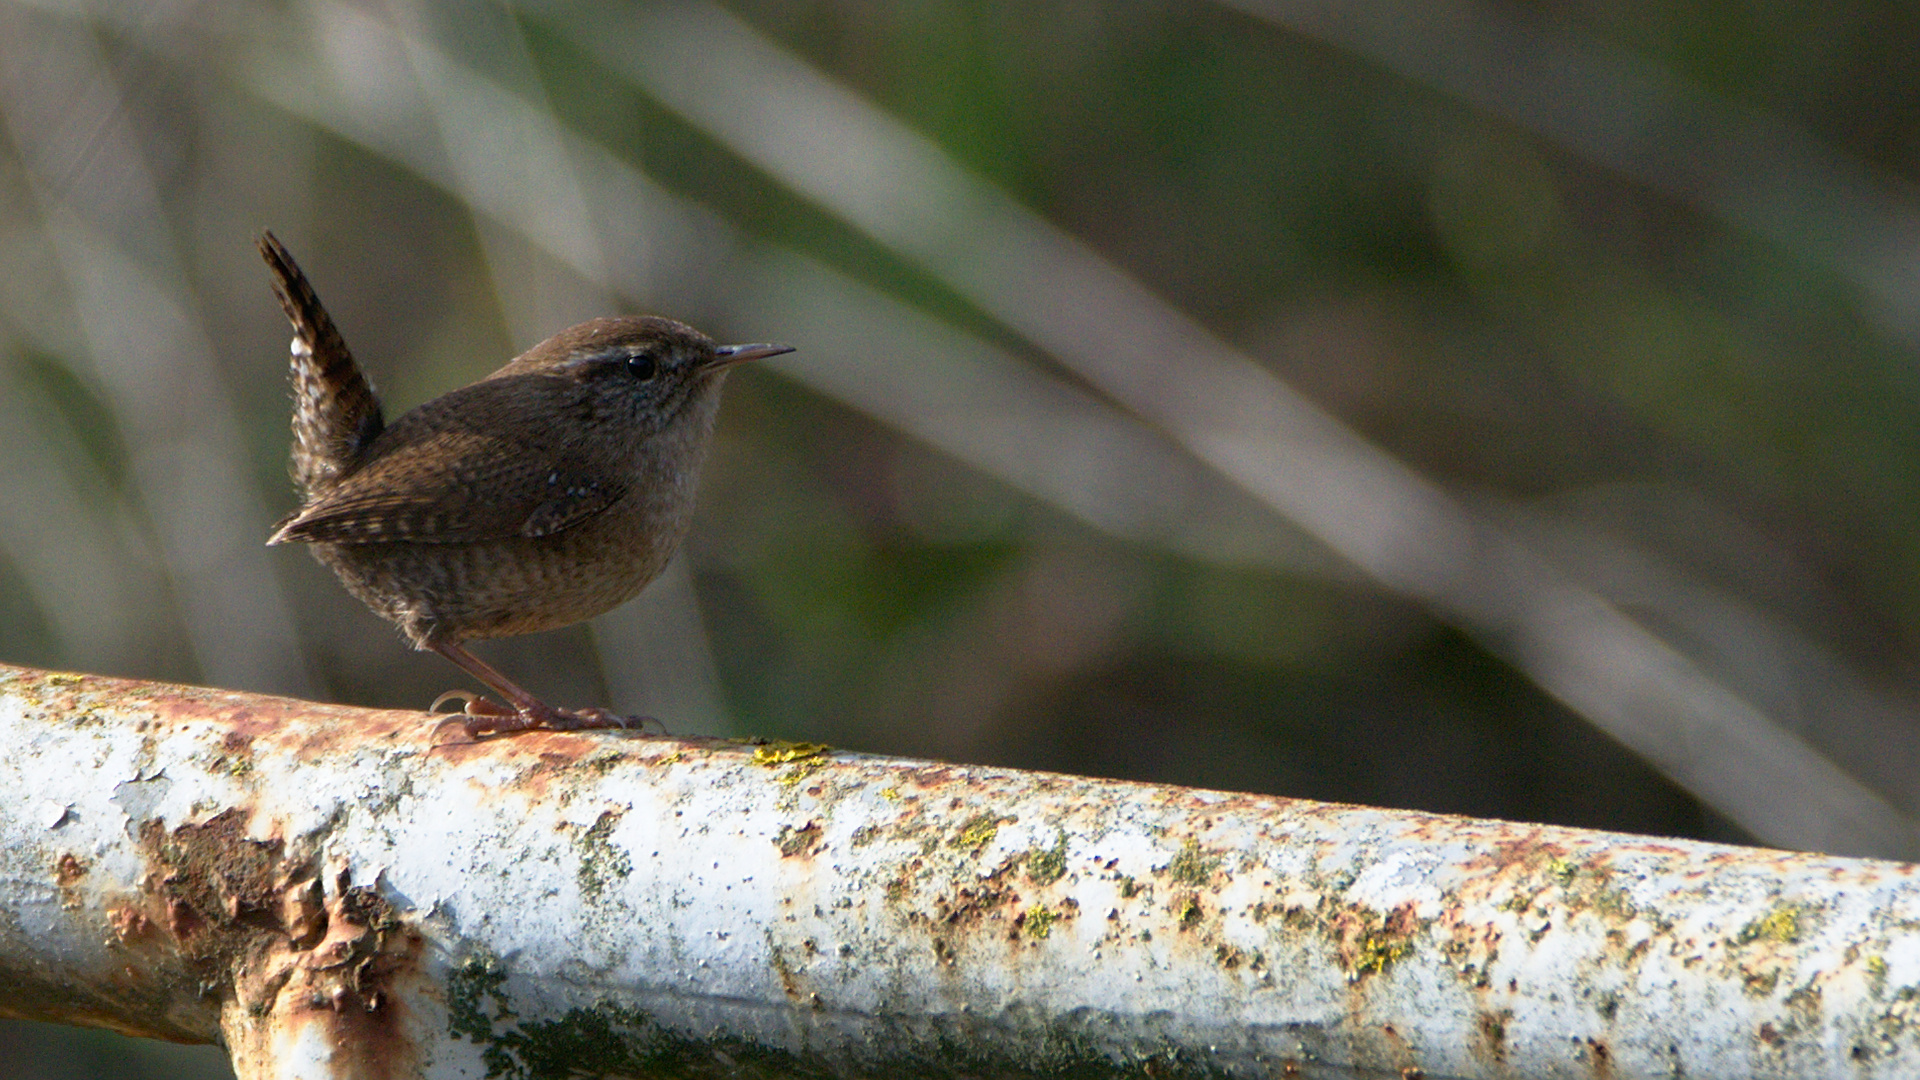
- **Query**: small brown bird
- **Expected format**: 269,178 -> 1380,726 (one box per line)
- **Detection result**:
257,231 -> 791,736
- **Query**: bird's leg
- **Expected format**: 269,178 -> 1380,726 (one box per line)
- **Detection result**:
428,640 -> 631,737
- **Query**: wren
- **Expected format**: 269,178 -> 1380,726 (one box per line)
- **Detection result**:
257,231 -> 791,736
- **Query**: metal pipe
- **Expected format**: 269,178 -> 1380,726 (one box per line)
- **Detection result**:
1,661 -> 1916,1078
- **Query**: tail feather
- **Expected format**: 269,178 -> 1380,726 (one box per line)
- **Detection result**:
258,230 -> 384,497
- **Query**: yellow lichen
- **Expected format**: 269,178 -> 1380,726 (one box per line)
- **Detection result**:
1023,905 -> 1058,939
1337,904 -> 1419,982
952,813 -> 1008,852
774,762 -> 825,790
1026,830 -> 1069,885
752,741 -> 830,767
1173,892 -> 1203,928
1351,930 -> 1412,979
748,741 -> 831,791
1739,902 -> 1807,946
1167,839 -> 1222,887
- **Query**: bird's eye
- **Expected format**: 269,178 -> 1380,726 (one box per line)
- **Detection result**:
626,353 -> 658,381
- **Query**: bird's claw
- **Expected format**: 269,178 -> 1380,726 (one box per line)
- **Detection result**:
428,691 -> 662,742
431,689 -> 514,716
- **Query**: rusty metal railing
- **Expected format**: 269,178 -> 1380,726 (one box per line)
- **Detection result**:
2,661 -> 1917,1079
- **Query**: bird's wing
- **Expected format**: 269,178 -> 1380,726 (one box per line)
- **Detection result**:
269,423 -> 626,545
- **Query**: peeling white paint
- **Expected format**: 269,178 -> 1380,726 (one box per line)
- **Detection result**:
3,664 -> 1920,1079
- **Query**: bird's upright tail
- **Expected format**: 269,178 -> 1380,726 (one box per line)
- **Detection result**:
258,230 -> 385,499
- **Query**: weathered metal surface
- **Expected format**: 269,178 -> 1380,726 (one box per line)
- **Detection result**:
2,660 -> 1919,1079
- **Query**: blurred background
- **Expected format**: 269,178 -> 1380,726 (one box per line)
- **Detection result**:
6,0 -> 1920,1074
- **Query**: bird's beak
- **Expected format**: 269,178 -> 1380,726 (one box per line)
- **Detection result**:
708,342 -> 795,370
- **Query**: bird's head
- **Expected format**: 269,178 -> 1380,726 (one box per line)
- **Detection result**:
492,315 -> 793,436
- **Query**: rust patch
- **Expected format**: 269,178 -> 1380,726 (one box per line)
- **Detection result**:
1463,831 -> 1571,877
232,879 -> 425,1080
1472,1008 -> 1512,1066
281,875 -> 327,949
108,904 -> 154,942
1330,902 -> 1421,982
122,801 -> 426,1077
932,881 -> 1017,932
922,875 -> 1020,964
910,840 -> 1090,962
135,679 -> 424,762
1584,1037 -> 1613,1080
139,809 -> 295,946
55,852 -> 88,895
23,669 -> 696,776
776,820 -> 824,858
497,750 -> 584,803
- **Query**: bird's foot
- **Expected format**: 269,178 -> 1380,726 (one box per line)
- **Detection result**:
428,689 -> 511,744
429,689 -> 661,741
